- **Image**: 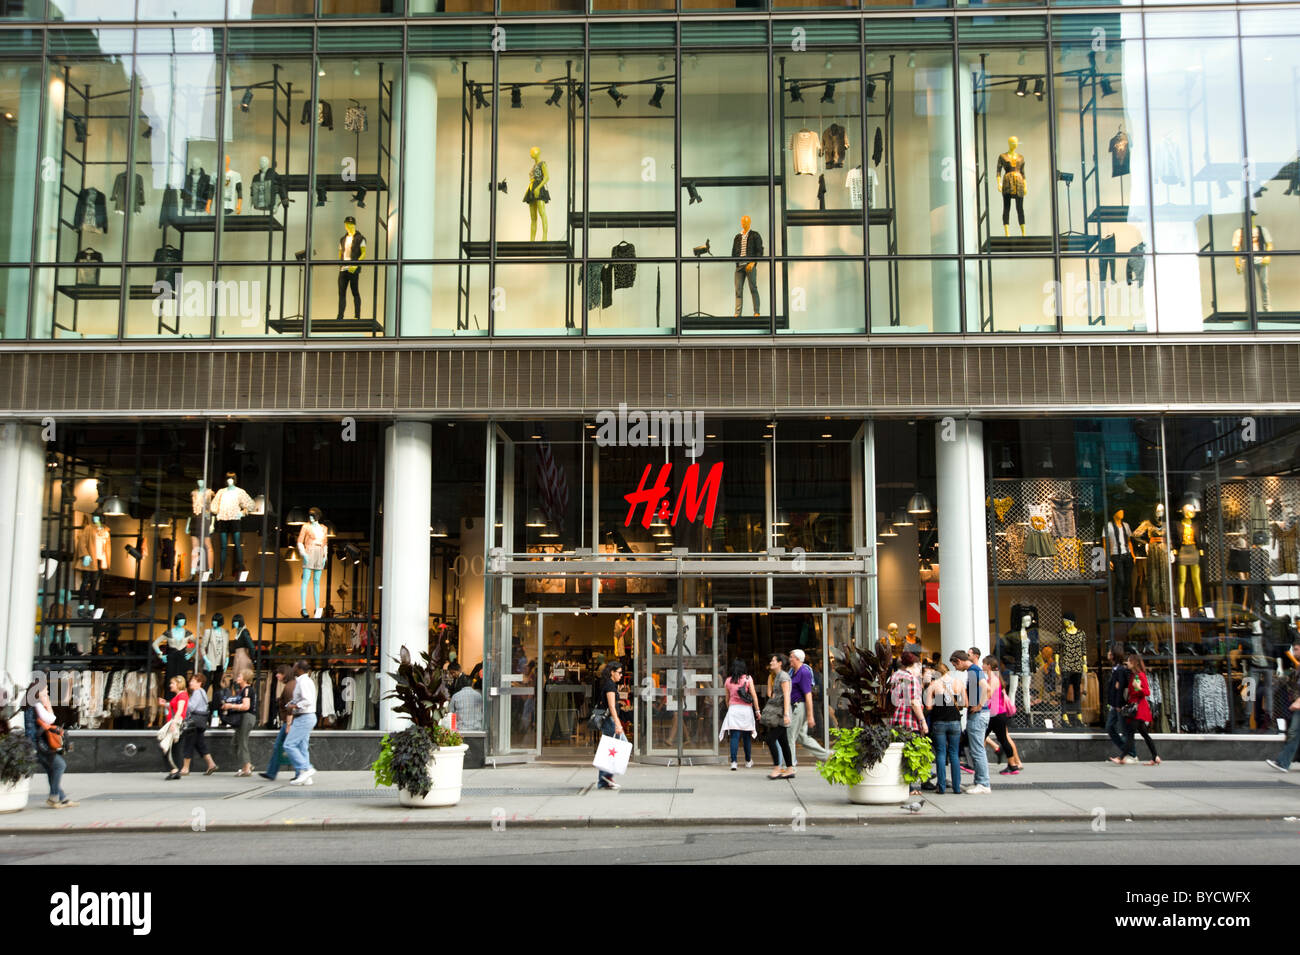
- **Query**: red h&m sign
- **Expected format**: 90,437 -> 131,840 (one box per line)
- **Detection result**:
623,462 -> 724,529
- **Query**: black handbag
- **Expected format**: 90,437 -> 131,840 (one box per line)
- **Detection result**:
760,694 -> 784,727
152,244 -> 182,288
74,247 -> 102,285
736,676 -> 754,705
1120,702 -> 1139,719
588,704 -> 609,731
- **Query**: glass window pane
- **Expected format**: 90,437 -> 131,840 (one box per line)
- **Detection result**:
48,0 -> 134,20
1242,36 -> 1300,255
1256,253 -> 1299,326
36,265 -> 120,338
965,256 -> 1056,333
321,0 -> 399,15
777,258 -> 864,333
217,263 -> 301,337
401,264 -> 487,335
227,0 -> 315,17
872,257 -> 959,333
0,60 -> 43,272
1155,253 -> 1243,331
495,263 -> 575,334
308,263 -> 389,334
0,266 -> 28,337
1058,254 -> 1153,332
681,259 -> 771,333
124,264 -> 213,337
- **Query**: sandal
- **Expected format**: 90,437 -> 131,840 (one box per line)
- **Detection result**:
768,772 -> 785,780
1106,756 -> 1123,765
1144,757 -> 1161,766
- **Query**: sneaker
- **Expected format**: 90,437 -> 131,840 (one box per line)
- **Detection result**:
165,771 -> 181,781
56,798 -> 79,809
288,775 -> 314,786
966,784 -> 992,794
1266,759 -> 1290,773
745,761 -> 753,769
598,780 -> 621,790
730,761 -> 738,771
920,780 -> 937,792
999,766 -> 1017,775
298,767 -> 317,783
258,772 -> 275,781
1122,756 -> 1139,765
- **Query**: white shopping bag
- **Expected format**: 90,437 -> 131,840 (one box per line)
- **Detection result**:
592,734 -> 631,776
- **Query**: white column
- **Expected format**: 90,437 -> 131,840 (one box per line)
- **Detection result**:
390,60 -> 437,334
0,424 -> 45,725
5,64 -> 41,337
935,418 -> 989,663
379,421 -> 433,732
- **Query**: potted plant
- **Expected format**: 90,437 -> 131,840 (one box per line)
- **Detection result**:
371,646 -> 466,807
0,729 -> 37,814
818,637 -> 934,805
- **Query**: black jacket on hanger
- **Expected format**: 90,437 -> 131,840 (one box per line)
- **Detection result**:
159,187 -> 179,227
872,127 -> 883,167
74,188 -> 108,233
301,99 -> 334,130
610,241 -> 636,289
111,172 -> 145,214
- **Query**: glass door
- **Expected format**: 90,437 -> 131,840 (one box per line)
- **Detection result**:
492,608 -> 540,755
640,608 -> 720,758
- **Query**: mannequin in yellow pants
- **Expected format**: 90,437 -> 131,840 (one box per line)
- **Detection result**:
1175,503 -> 1204,612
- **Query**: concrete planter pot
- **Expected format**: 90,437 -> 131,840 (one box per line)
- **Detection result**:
398,744 -> 468,808
0,777 -> 31,814
847,741 -> 909,805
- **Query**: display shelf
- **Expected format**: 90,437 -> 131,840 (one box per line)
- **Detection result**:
680,314 -> 789,333
166,214 -> 284,233
283,173 -> 388,193
57,284 -> 160,301
266,318 -> 384,335
461,240 -> 572,258
980,235 -> 1097,253
569,211 -> 676,229
785,208 -> 894,227
1204,310 -> 1300,325
684,175 -> 785,188
1193,163 -> 1245,183
1086,205 -> 1132,223
995,577 -> 1106,587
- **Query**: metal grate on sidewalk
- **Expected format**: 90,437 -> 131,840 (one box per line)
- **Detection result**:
988,781 -> 1118,790
262,786 -> 584,799
1138,780 -> 1300,790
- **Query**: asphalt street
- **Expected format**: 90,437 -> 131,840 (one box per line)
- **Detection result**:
2,820 -> 1295,865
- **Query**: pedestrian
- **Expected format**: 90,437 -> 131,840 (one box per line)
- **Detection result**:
1266,641 -> 1300,773
1105,645 -> 1136,764
23,680 -> 77,808
450,674 -> 484,732
1125,653 -> 1160,765
763,653 -> 795,779
284,659 -> 317,786
786,648 -> 830,766
887,652 -> 927,794
220,668 -> 255,777
259,665 -> 296,781
983,656 -> 1023,774
720,658 -> 761,770
179,673 -> 218,777
925,658 -> 966,794
953,649 -> 992,793
159,674 -> 188,780
596,661 -> 625,790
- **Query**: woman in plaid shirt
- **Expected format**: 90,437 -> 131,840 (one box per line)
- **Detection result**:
888,652 -> 927,733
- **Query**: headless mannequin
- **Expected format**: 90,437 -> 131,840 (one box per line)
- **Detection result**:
525,146 -> 550,241
74,513 -> 110,610
1059,615 -> 1087,725
996,135 -> 1027,236
1175,502 -> 1204,613
209,154 -> 243,215
298,508 -> 328,617
186,478 -> 215,577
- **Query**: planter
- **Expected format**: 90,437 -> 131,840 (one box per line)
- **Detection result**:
847,741 -> 909,805
0,777 -> 31,814
398,743 -> 468,808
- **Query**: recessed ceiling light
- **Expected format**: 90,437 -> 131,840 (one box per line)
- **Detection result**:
821,433 -> 832,438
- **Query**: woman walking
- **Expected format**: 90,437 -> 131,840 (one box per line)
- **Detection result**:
1125,652 -> 1160,765
763,653 -> 794,779
24,680 -> 77,808
887,652 -> 927,795
1106,646 -> 1136,764
259,665 -> 296,781
596,661 -> 625,790
158,675 -> 188,780
983,656 -> 1023,775
178,673 -> 218,777
720,659 -> 762,770
221,668 -> 256,776
925,659 -> 967,794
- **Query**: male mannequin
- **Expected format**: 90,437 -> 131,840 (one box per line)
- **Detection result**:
210,472 -> 255,579
74,512 -> 110,611
298,507 -> 328,617
181,159 -> 211,214
152,613 -> 194,695
202,611 -> 229,678
1234,213 -> 1273,313
212,154 -> 242,215
524,146 -> 550,241
1058,611 -> 1087,725
337,215 -> 367,320
187,478 -> 215,578
1175,502 -> 1204,613
249,156 -> 289,212
731,215 -> 763,317
996,136 -> 1027,236
1106,508 -> 1135,617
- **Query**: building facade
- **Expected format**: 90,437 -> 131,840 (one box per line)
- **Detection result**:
0,0 -> 1297,765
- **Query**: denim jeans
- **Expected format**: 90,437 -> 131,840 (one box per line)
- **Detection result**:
728,729 -> 753,763
1106,706 -> 1134,758
733,265 -> 760,315
1276,709 -> 1300,770
597,715 -> 626,787
264,724 -> 289,779
965,710 -> 991,787
932,721 -> 962,792
38,751 -> 67,801
283,713 -> 316,774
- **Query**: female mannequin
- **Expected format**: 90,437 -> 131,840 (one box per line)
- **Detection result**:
524,146 -> 550,241
230,613 -> 254,676
1175,502 -> 1204,612
1132,503 -> 1165,614
297,507 -> 328,617
152,613 -> 195,694
1058,612 -> 1087,725
211,472 -> 255,579
73,512 -> 111,610
202,611 -> 229,678
996,135 -> 1027,236
1138,504 -> 1169,612
187,478 -> 215,578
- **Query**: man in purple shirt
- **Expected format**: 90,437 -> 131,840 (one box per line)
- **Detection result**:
787,649 -> 830,765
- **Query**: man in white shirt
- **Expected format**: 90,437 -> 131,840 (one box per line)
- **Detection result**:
285,659 -> 318,785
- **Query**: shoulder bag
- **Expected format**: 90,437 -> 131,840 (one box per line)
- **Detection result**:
36,716 -> 64,753
737,676 -> 754,705
760,687 -> 785,727
587,704 -> 609,732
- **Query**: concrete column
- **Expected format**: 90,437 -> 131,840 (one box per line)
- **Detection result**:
390,60 -> 437,334
935,418 -> 989,663
929,60 -> 960,333
379,421 -> 432,732
32,73 -> 65,339
0,424 -> 45,726
5,64 -> 40,337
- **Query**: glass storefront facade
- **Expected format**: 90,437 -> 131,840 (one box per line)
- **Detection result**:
0,8 -> 1294,338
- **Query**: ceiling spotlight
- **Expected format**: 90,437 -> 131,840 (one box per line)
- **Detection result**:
344,542 -> 363,563
101,495 -> 127,517
1018,49 -> 1026,66
1100,76 -> 1115,97
907,492 -> 931,515
648,83 -> 665,109
824,52 -> 833,70
318,66 -> 325,77
510,85 -> 522,109
607,85 -> 626,107
1016,76 -> 1028,97
684,180 -> 702,204
618,54 -> 625,72
789,82 -> 803,103
125,544 -> 143,561
865,79 -> 876,100
353,60 -> 361,77
867,52 -> 875,68
526,507 -> 546,528
573,85 -> 586,107
472,82 -> 489,109
546,84 -> 563,107
658,55 -> 666,71
1034,77 -> 1044,100
240,88 -> 253,112
821,81 -> 836,104
449,57 -> 459,74
907,51 -> 916,68
535,56 -> 543,73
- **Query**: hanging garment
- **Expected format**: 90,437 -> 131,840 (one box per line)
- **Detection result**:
1002,523 -> 1029,577
158,536 -> 174,573
600,264 -> 614,309
1108,129 -> 1130,178
74,188 -> 108,233
1024,526 -> 1058,558
610,241 -> 636,289
181,168 -> 212,212
821,123 -> 848,168
1192,671 -> 1229,730
111,172 -> 145,214
872,127 -> 883,166
845,166 -> 863,209
989,496 -> 1014,523
1275,522 -> 1299,576
300,99 -> 334,130
791,128 -> 820,175
817,174 -> 826,210
344,103 -> 368,133
579,263 -> 603,311
1126,243 -> 1147,287
159,187 -> 179,226
320,669 -> 336,721
153,245 -> 182,288
997,152 -> 1027,198
1098,234 -> 1117,283
74,247 -> 103,286
1054,537 -> 1085,577
1050,494 -> 1077,538
222,169 -> 243,211
249,168 -> 288,211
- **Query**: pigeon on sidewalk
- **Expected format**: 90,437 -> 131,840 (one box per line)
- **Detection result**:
900,797 -> 925,813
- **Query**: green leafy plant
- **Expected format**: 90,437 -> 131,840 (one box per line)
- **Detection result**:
818,726 -> 935,787
0,730 -> 37,787
897,729 -> 935,786
820,637 -> 897,776
374,647 -> 465,796
386,645 -> 453,730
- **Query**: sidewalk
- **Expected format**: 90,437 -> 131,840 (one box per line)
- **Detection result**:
3,760 -> 1297,832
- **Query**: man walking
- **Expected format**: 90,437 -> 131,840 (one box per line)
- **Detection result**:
1266,641 -> 1300,773
1105,645 -> 1136,764
285,659 -> 318,786
953,650 -> 992,793
787,649 -> 830,764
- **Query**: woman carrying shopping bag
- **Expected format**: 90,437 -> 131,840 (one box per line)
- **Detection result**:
594,662 -> 627,790
156,675 -> 188,780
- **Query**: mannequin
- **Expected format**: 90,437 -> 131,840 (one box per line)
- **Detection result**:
902,622 -> 923,657
182,158 -> 211,214
1234,212 -> 1273,312
1109,123 -> 1130,178
996,136 -> 1027,236
1175,502 -> 1204,613
885,621 -> 901,651
1131,503 -> 1165,614
187,478 -> 215,578
73,512 -> 110,610
210,472 -> 255,579
201,611 -> 229,678
230,613 -> 255,676
214,154 -> 242,215
731,215 -> 763,317
337,215 -> 367,320
250,155 -> 289,212
1137,504 -> 1169,612
152,613 -> 194,695
1105,508 -> 1135,617
524,146 -> 551,241
1017,612 -> 1033,714
297,506 -> 328,617
1058,611 -> 1087,725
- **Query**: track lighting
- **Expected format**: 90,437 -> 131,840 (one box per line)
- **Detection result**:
821,81 -> 835,104
607,85 -> 626,107
535,56 -> 543,73
510,85 -> 522,109
1034,77 -> 1044,100
240,88 -> 253,112
1100,76 -> 1115,97
907,51 -> 916,68
649,83 -> 665,109
865,79 -> 876,101
546,83 -> 563,107
472,82 -> 489,109
684,180 -> 702,205
125,545 -> 143,561
344,542 -> 363,562
1016,76 -> 1028,97
353,60 -> 361,77
573,85 -> 586,107
789,82 -> 803,103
